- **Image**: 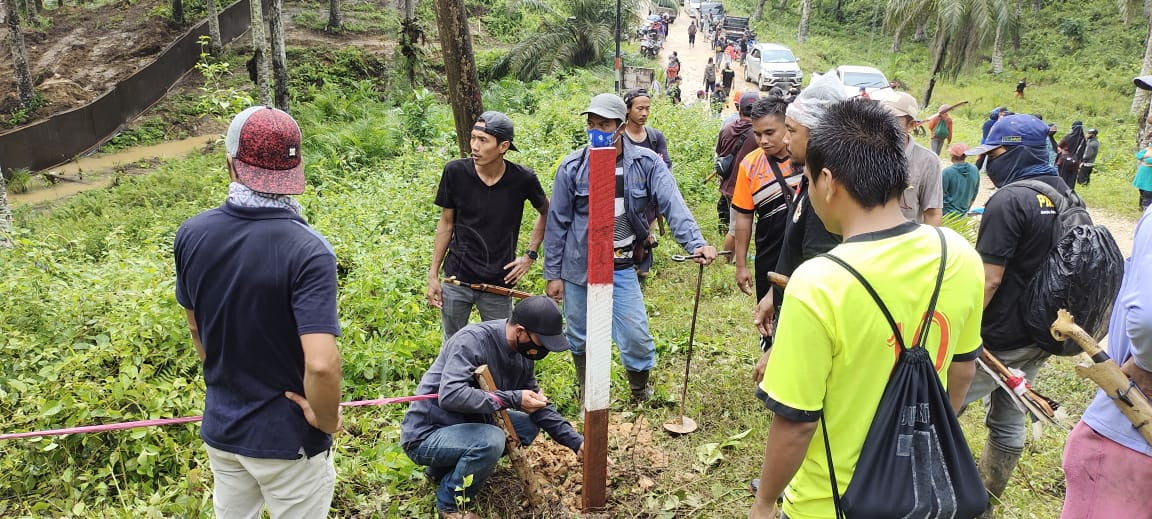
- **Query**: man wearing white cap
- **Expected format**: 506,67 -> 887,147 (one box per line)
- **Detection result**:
544,93 -> 717,401
752,72 -> 846,381
881,91 -> 943,227
174,106 -> 342,516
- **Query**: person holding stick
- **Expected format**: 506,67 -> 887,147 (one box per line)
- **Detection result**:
544,93 -> 717,402
426,111 -> 550,342
401,296 -> 583,519
749,98 -> 983,519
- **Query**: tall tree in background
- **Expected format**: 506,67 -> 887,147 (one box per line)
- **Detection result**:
250,0 -> 272,105
3,0 -> 36,109
327,0 -> 341,30
752,0 -> 766,21
267,0 -> 290,111
796,0 -> 811,42
887,0 -> 1012,106
433,0 -> 483,156
206,0 -> 222,54
1122,0 -> 1152,116
399,0 -> 424,86
0,166 -> 11,249
172,0 -> 184,25
488,0 -> 637,81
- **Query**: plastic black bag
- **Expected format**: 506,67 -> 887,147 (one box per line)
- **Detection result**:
821,229 -> 987,519
1017,180 -> 1124,356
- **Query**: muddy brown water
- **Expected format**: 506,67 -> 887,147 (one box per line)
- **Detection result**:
8,134 -> 217,206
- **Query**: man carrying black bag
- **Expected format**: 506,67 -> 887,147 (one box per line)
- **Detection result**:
750,99 -> 986,519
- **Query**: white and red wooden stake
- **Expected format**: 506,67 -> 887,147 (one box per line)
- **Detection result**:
582,145 -> 614,511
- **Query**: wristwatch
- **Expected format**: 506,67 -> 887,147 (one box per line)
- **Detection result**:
526,250 -> 538,260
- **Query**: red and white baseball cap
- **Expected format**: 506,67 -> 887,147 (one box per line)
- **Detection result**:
225,106 -> 305,195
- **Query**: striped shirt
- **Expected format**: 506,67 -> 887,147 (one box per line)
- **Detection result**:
731,148 -> 800,217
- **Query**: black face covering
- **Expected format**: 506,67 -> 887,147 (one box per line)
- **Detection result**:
515,332 -> 548,361
986,145 -> 1056,188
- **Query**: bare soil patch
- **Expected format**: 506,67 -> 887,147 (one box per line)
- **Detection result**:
0,0 -> 183,127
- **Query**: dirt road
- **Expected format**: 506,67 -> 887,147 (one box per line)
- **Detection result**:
655,7 -> 752,113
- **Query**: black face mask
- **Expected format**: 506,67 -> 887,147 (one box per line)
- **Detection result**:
516,332 -> 548,361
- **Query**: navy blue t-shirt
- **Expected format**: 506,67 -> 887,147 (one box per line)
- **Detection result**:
174,203 -> 341,459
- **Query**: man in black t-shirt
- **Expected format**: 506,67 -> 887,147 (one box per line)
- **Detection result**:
427,112 -> 550,342
962,114 -> 1068,515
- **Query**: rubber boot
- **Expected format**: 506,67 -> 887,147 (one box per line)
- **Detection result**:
977,442 -> 1023,518
626,370 -> 654,402
572,354 -> 586,405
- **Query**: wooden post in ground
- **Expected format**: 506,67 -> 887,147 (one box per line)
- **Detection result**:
582,145 -> 615,512
474,365 -> 544,510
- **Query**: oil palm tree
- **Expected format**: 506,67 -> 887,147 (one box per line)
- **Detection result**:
488,0 -> 637,82
1122,0 -> 1152,114
886,0 -> 1014,106
3,0 -> 36,109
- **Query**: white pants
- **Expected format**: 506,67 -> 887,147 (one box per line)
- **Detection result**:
206,444 -> 335,519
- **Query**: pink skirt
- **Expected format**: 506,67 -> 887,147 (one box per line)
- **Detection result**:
1061,421 -> 1152,519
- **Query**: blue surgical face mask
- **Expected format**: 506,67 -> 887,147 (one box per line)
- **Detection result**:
587,128 -> 616,147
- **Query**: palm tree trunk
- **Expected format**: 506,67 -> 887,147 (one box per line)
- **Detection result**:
913,19 -> 927,42
777,0 -> 788,10
752,0 -> 765,21
1012,0 -> 1022,50
400,0 -> 422,87
0,164 -> 11,249
267,0 -> 289,112
1132,14 -> 1152,114
32,0 -> 40,13
206,0 -> 222,54
22,0 -> 36,22
891,18 -> 907,52
433,0 -> 483,157
4,0 -> 36,108
326,0 -> 341,31
172,0 -> 183,25
923,34 -> 949,108
249,0 -> 272,105
796,0 -> 811,43
991,24 -> 1004,74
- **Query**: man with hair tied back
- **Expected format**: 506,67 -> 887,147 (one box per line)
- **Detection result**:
750,98 -> 983,519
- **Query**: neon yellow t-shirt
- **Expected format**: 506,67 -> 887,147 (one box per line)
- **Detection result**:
758,223 -> 984,519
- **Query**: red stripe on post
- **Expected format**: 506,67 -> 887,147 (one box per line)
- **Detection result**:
588,147 -> 616,285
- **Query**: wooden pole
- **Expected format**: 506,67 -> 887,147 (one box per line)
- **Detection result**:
473,365 -> 544,510
1051,310 -> 1152,445
582,146 -> 615,512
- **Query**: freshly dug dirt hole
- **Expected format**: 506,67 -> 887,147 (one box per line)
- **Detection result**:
475,414 -> 671,517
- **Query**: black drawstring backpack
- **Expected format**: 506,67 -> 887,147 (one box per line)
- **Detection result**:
818,229 -> 987,519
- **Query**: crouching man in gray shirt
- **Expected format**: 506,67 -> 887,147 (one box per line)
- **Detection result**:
401,296 -> 584,519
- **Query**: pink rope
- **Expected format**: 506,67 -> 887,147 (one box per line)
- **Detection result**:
0,393 -> 439,441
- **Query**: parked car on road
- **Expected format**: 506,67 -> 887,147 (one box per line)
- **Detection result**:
745,43 -> 802,90
833,65 -> 895,100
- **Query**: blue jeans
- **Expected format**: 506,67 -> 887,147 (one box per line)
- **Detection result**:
404,411 -> 539,513
563,268 -> 656,371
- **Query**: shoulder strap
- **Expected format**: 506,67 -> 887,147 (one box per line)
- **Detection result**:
766,158 -> 798,216
817,227 -> 947,351
819,228 -> 947,519
1014,178 -> 1068,213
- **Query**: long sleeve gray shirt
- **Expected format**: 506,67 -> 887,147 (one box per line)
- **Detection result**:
400,321 -> 583,453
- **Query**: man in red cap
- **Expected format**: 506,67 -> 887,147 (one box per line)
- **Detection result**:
174,106 -> 342,517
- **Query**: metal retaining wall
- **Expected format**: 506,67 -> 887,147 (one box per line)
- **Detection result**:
0,0 -> 251,173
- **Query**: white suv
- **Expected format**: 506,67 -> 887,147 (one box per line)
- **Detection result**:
744,43 -> 802,91
833,65 -> 895,101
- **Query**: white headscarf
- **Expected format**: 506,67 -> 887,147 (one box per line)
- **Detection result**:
785,71 -> 849,130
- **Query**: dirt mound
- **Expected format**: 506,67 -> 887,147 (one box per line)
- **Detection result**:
475,414 -> 671,517
0,0 -> 182,128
